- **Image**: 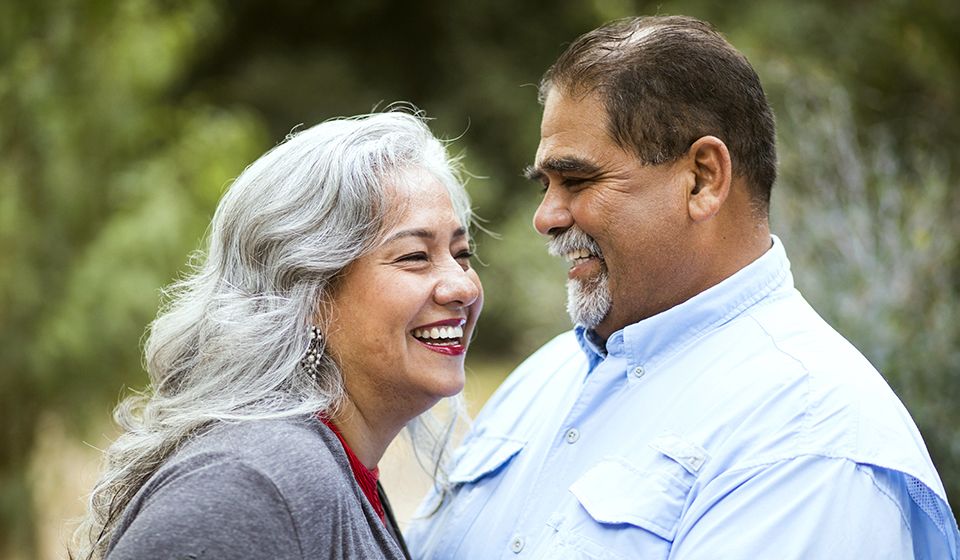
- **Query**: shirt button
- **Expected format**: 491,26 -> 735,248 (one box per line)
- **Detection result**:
510,535 -> 525,553
632,366 -> 645,378
565,428 -> 580,444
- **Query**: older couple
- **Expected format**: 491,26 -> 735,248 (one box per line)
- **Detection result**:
74,15 -> 958,560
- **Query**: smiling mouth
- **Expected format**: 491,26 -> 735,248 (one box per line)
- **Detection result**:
562,247 -> 605,280
411,325 -> 465,347
564,247 -> 602,265
410,321 -> 468,355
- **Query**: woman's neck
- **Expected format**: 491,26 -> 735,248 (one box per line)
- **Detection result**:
327,400 -> 404,469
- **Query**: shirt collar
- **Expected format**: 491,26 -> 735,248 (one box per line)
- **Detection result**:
575,235 -> 792,375
575,325 -> 606,372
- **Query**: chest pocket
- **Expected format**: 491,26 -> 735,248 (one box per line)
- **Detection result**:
448,434 -> 525,485
570,435 -> 709,557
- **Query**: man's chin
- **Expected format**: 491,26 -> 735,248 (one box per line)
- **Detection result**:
566,278 -> 612,329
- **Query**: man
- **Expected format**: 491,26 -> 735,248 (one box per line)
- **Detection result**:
407,15 -> 959,559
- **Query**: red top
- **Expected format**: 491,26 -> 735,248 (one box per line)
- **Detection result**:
318,415 -> 386,523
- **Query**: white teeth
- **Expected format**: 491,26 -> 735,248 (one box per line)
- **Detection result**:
565,248 -> 593,262
412,325 -> 465,341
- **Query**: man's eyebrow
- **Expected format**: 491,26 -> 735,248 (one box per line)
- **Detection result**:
523,156 -> 601,182
523,165 -> 542,182
383,226 -> 467,244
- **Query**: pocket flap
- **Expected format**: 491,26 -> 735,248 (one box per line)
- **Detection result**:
569,457 -> 693,541
448,435 -> 525,485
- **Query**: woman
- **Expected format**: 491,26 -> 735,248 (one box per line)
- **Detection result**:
72,110 -> 483,559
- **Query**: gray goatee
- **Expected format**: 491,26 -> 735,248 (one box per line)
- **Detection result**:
547,226 -> 612,329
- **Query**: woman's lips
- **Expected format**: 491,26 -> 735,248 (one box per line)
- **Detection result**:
414,339 -> 467,356
410,318 -> 468,356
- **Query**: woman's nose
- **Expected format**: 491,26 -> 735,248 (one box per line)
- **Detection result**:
533,186 -> 573,237
434,264 -> 481,308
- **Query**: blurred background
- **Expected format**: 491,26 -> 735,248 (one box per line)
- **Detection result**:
1,0 -> 958,557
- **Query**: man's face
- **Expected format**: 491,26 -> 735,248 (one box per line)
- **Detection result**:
529,89 -> 692,339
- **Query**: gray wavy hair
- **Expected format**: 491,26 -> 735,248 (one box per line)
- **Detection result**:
72,109 -> 472,559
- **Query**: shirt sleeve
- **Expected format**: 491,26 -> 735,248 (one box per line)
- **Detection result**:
671,455 -> 917,559
108,459 -> 302,560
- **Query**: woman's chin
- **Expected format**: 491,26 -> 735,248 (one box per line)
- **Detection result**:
418,375 -> 467,410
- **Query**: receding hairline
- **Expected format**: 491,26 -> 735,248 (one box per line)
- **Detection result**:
539,18 -> 712,103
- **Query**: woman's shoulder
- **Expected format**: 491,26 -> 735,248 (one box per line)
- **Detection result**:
122,416 -> 357,520
172,416 -> 351,490
109,416 -> 363,558
187,416 -> 332,457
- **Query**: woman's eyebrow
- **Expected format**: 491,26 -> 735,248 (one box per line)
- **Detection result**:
383,226 -> 467,244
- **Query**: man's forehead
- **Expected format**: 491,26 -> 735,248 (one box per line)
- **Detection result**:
534,96 -> 622,172
540,89 -> 608,134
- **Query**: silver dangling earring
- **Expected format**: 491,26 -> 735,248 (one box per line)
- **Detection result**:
301,325 -> 323,382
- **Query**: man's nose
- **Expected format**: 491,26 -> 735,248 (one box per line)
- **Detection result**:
533,187 -> 573,237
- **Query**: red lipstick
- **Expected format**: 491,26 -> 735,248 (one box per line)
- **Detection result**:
410,318 -> 469,356
416,341 -> 467,356
414,318 -> 466,329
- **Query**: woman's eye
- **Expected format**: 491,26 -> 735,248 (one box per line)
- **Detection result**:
456,250 -> 474,261
396,252 -> 428,263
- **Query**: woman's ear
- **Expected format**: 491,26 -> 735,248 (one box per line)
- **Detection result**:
686,136 -> 732,222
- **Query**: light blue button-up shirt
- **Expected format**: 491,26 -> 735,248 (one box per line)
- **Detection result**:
407,237 -> 959,559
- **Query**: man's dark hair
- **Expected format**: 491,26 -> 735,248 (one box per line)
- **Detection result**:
540,15 -> 777,211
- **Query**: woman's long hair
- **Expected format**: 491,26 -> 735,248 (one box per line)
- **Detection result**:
72,109 -> 472,559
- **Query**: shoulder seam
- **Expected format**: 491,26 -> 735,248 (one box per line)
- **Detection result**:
745,314 -> 822,448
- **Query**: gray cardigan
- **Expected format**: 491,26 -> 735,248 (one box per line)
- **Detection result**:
107,416 -> 409,559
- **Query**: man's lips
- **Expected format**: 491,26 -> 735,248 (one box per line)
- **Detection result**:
568,255 -> 603,280
562,247 -> 604,280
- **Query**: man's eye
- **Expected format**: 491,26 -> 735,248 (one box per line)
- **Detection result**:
563,177 -> 587,187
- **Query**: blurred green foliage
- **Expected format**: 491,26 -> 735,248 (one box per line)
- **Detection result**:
1,0 -> 957,555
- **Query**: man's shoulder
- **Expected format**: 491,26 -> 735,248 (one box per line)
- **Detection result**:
712,294 -> 945,492
712,288 -> 890,402
746,290 -> 876,373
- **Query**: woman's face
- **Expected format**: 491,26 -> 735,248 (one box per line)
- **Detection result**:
325,169 -> 483,424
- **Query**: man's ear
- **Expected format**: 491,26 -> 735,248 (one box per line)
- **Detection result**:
686,136 -> 732,222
